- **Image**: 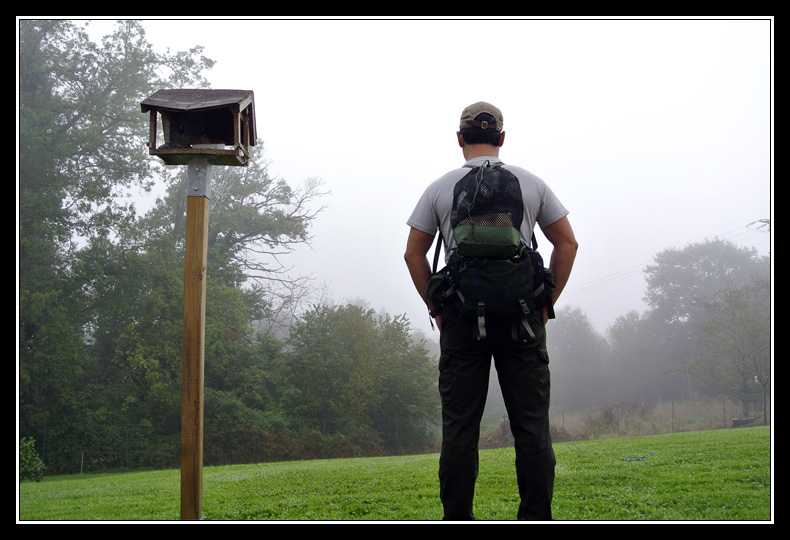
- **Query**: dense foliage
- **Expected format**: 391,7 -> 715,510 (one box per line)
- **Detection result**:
18,20 -> 439,474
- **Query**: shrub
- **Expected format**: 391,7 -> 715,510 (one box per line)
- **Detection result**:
20,437 -> 45,482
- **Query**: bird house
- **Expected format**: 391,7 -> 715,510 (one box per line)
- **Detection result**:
141,89 -> 256,166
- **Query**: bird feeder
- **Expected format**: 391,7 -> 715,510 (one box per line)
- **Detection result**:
140,88 -> 257,521
141,88 -> 256,166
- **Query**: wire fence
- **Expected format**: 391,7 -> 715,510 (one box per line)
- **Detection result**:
546,397 -> 770,443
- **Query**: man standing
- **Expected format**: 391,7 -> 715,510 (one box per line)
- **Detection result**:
404,102 -> 578,520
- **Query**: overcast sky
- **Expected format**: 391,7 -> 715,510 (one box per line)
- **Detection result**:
85,17 -> 773,337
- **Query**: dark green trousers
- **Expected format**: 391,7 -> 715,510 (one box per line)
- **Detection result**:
438,307 -> 555,521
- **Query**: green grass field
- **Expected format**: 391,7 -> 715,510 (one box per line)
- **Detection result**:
18,426 -> 771,522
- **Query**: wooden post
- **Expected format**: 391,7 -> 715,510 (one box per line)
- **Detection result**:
140,89 -> 256,520
181,158 -> 212,520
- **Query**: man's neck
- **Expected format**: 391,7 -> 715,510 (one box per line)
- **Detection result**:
462,144 -> 500,161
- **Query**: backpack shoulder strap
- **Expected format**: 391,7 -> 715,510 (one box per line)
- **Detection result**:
432,231 -> 444,274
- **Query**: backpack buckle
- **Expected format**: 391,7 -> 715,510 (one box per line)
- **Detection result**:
476,302 -> 487,341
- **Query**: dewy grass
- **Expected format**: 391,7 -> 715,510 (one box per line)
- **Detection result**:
18,468 -> 181,521
19,426 -> 771,522
203,454 -> 443,520
554,428 -> 771,521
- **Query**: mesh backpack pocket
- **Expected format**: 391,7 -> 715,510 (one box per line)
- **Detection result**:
451,163 -> 523,258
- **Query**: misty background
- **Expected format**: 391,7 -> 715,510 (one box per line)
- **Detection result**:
107,17 -> 771,335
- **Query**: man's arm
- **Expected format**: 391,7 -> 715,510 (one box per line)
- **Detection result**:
540,216 -> 579,314
404,227 -> 443,329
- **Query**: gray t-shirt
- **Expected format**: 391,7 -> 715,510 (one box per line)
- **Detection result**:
407,156 -> 569,261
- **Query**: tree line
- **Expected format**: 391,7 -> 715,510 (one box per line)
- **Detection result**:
538,239 -> 770,428
18,20 -> 439,474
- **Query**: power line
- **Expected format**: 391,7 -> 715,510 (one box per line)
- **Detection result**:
561,220 -> 769,300
747,219 -> 771,233
562,262 -> 649,300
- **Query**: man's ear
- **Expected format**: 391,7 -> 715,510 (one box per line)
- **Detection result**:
457,131 -> 465,148
498,131 -> 506,147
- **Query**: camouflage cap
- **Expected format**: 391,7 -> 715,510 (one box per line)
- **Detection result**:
459,101 -> 504,131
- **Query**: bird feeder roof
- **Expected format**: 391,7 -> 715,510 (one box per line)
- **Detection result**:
141,88 -> 254,114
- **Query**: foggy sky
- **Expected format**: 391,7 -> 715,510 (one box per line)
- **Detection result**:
85,17 -> 773,337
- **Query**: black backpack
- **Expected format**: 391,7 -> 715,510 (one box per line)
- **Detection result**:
425,162 -> 555,341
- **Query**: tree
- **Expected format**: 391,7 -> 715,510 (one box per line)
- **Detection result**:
606,310 -> 687,402
19,20 -> 213,472
19,20 -> 212,246
641,238 -> 770,403
644,238 -> 769,326
546,306 -> 609,411
282,303 -> 439,453
207,155 -> 326,283
136,141 -> 328,335
684,277 -> 771,418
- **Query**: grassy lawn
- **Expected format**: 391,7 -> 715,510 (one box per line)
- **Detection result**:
19,426 -> 771,522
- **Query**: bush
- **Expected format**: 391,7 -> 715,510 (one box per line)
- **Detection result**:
20,437 -> 45,482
